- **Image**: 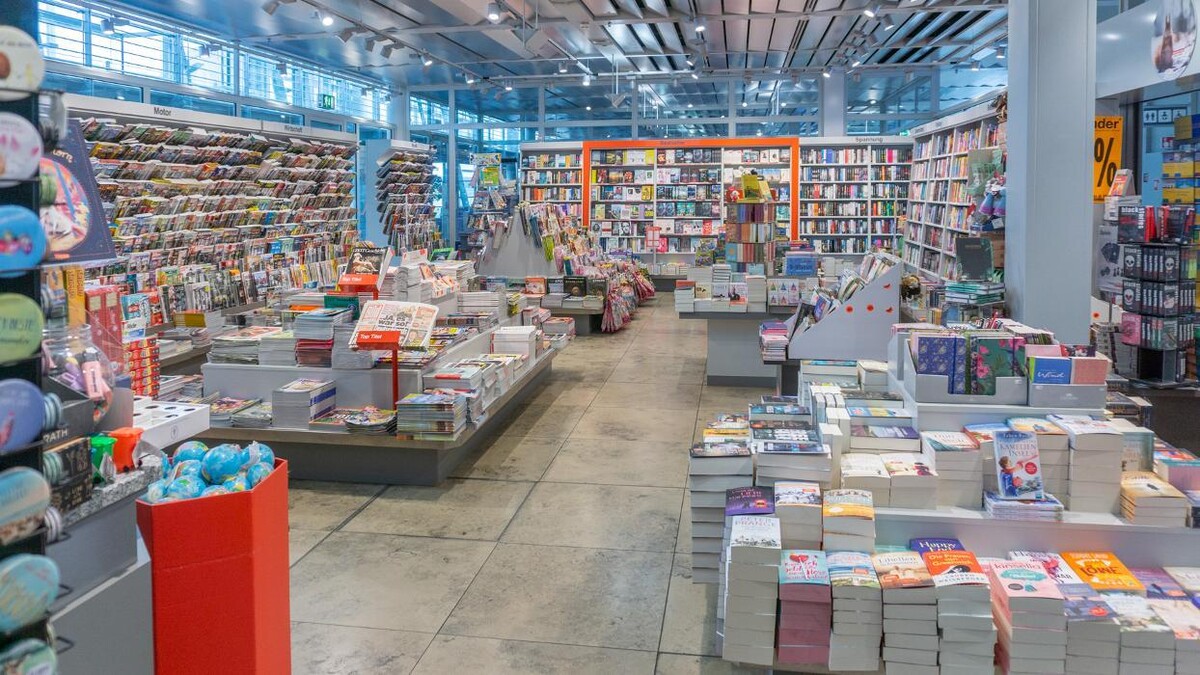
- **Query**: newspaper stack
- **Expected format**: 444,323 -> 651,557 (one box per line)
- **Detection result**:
272,379 -> 336,429
294,307 -> 352,340
231,402 -> 273,429
257,330 -> 297,366
210,327 -> 281,364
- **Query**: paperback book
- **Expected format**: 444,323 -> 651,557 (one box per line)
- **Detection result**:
993,429 -> 1044,499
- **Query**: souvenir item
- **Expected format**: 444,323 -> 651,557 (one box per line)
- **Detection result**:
0,379 -> 44,452
38,156 -> 90,253
41,392 -> 61,432
0,638 -> 56,675
0,27 -> 45,101
42,324 -> 114,422
0,293 -> 43,362
0,113 -> 42,187
0,554 -> 59,633
0,206 -> 45,274
42,507 -> 62,543
0,468 -> 49,545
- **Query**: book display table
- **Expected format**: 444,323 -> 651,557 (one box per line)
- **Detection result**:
548,307 -> 604,335
679,310 -> 794,387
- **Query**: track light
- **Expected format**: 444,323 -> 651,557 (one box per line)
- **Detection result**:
504,83 -> 513,91
100,18 -> 115,34
262,0 -> 280,16
742,101 -> 747,107
882,14 -> 895,30
864,3 -> 882,18
687,103 -> 693,108
422,54 -> 434,67
694,17 -> 707,33
996,46 -> 1006,59
586,105 -> 592,111
558,62 -> 568,73
317,11 -> 333,26
822,68 -> 831,78
365,37 -> 376,52
691,71 -> 699,79
381,44 -> 394,58
869,98 -> 877,104
582,74 -> 591,86
685,57 -> 695,67
780,102 -> 787,107
337,28 -> 355,43
486,2 -> 502,23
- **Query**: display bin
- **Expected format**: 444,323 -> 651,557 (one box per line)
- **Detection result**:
136,459 -> 289,675
1027,383 -> 1108,408
901,347 -> 1028,405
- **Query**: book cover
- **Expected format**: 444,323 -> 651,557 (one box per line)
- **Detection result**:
1103,593 -> 1171,632
1164,567 -> 1200,593
872,551 -> 934,589
1061,552 -> 1146,595
1131,568 -> 1190,601
822,489 -> 875,519
909,538 -> 964,554
881,453 -> 935,477
840,454 -> 889,479
988,560 -> 1063,599
921,431 -> 979,452
993,430 -> 1043,500
726,486 -> 775,516
1058,582 -> 1117,622
689,443 -> 751,458
828,551 -> 881,588
850,425 -> 920,440
1149,599 -> 1200,639
774,482 -> 822,506
962,422 -> 1013,446
728,515 -> 782,549
1028,356 -> 1073,384
846,406 -> 908,419
1008,551 -> 1084,584
780,550 -> 830,586
922,550 -> 989,587
1006,417 -> 1066,436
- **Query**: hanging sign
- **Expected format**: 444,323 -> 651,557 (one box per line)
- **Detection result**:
1093,116 -> 1124,202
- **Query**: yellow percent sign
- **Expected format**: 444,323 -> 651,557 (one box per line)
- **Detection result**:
1093,116 -> 1123,202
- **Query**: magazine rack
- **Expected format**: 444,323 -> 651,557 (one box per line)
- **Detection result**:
784,259 -> 902,361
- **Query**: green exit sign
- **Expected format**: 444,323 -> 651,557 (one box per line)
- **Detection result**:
318,93 -> 336,110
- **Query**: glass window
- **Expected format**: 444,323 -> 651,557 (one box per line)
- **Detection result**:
150,90 -> 234,115
938,64 -> 1007,111
240,105 -> 303,125
848,72 -> 933,115
38,0 -> 85,65
310,119 -> 343,132
359,126 -> 391,141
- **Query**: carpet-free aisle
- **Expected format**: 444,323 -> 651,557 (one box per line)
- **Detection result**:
287,296 -> 772,674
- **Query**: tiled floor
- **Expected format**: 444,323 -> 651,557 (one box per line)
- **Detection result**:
288,297 -> 774,674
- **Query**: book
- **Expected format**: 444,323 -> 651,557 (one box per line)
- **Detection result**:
1164,566 -> 1200,593
920,431 -> 979,452
1061,551 -> 1146,595
872,551 -> 934,590
1148,598 -> 1200,639
909,538 -> 964,555
727,515 -> 782,564
1008,552 -> 1084,584
993,429 -> 1044,500
822,489 -> 875,520
726,486 -> 775,516
922,550 -> 989,588
988,560 -> 1064,612
849,424 -> 921,451
780,550 -> 830,586
775,482 -> 822,507
1059,582 -> 1118,621
1131,568 -> 1191,601
828,551 -> 881,589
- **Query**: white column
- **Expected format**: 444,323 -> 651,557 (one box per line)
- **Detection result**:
821,71 -> 846,136
1005,0 -> 1097,343
447,89 -> 458,246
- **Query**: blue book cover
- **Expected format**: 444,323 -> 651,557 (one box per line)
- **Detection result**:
916,335 -> 954,376
726,487 -> 775,516
1030,356 -> 1073,385
950,335 -> 969,394
909,538 -> 964,554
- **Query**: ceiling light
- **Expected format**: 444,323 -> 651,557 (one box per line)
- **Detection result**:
319,11 -> 333,26
685,57 -> 695,67
864,3 -> 882,18
582,74 -> 591,86
694,17 -> 707,33
262,0 -> 280,16
504,83 -> 513,91
852,58 -> 862,68
100,18 -> 115,33
742,101 -> 747,107
687,103 -> 693,108
970,60 -> 980,71
486,3 -> 502,23
869,98 -> 877,104
381,44 -> 394,58
586,105 -> 592,111
822,68 -> 831,78
691,71 -> 699,79
882,15 -> 896,30
466,76 -> 476,84
337,28 -> 355,43
423,54 -> 434,67
780,102 -> 787,107
996,46 -> 1006,59
558,62 -> 568,73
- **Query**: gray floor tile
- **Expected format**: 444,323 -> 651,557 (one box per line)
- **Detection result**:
291,622 -> 433,675
525,380 -> 604,407
290,529 -> 328,566
591,381 -> 703,410
495,403 -> 588,439
609,355 -> 707,385
659,555 -> 721,657
654,654 -> 768,675
291,532 -> 494,632
543,437 -> 690,488
570,406 -> 698,443
698,385 -> 774,410
412,635 -> 655,675
450,436 -> 565,481
502,482 -> 683,551
288,481 -> 383,531
442,543 -> 672,651
343,479 -> 534,540
676,491 -> 691,553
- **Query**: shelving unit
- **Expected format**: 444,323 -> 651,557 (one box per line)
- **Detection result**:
903,100 -> 1004,279
793,136 -> 911,256
375,140 -> 439,252
519,142 -> 583,220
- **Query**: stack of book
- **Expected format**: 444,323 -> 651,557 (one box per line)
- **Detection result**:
821,489 -> 875,552
774,482 -> 822,548
210,327 -> 281,364
272,378 -> 336,429
1122,471 -> 1191,526
490,325 -> 540,359
746,275 -> 767,313
882,453 -> 938,509
964,422 -> 1014,494
541,317 -> 575,338
755,437 -> 832,489
849,424 -> 921,456
294,307 -> 352,340
1105,592 -> 1177,675
1055,417 -> 1125,513
394,392 -> 468,441
257,330 -> 297,366
984,491 -> 1065,521
800,359 -> 860,389
332,324 -> 374,369
721,515 -> 781,667
857,359 -> 889,391
919,543 -> 995,674
922,431 -> 983,508
777,550 -> 832,667
840,454 -> 891,506
827,551 -> 883,672
210,397 -> 260,424
1008,417 -> 1071,497
759,321 -> 790,362
990,560 -> 1066,675
343,407 -> 397,435
295,338 -> 334,367
674,281 -> 696,312
847,406 -> 913,429
1057,581 -> 1120,675
231,401 -> 272,428
874,550 -> 939,675
460,290 -> 506,318
688,441 -> 753,584
1147,594 -> 1200,675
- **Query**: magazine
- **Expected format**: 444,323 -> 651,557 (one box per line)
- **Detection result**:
351,300 -> 440,351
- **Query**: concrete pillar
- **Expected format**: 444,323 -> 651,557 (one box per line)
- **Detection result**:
821,70 -> 846,136
1005,0 -> 1097,343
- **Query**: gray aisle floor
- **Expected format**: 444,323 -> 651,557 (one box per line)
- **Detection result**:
287,295 -> 775,674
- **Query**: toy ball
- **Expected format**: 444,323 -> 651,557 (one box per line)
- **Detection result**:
200,486 -> 230,498
165,476 -> 205,500
172,441 -> 208,466
144,479 -> 169,504
245,462 -> 272,488
241,441 -> 275,470
222,474 -> 249,492
170,459 -> 203,482
201,444 -> 243,484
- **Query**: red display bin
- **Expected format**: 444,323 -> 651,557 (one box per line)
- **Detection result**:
136,459 -> 290,675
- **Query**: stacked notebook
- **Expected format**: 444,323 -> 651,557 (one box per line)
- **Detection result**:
882,453 -> 938,509
827,551 -> 883,672
1054,416 -> 1125,513
721,515 -> 780,667
777,550 -> 832,667
821,489 -> 875,552
874,550 -> 938,675
1122,471 -> 1190,526
773,482 -> 822,549
688,439 -> 753,584
272,379 -> 336,429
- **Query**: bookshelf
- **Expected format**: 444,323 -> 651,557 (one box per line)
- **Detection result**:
794,136 -> 913,256
903,101 -> 1004,280
519,142 -> 583,220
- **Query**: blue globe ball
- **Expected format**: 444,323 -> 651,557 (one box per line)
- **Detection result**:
200,486 -> 231,498
170,459 -> 203,482
246,462 -> 272,488
240,441 -> 275,470
222,474 -> 249,493
144,479 -> 169,504
172,441 -> 208,466
201,444 -> 243,484
166,476 -> 204,500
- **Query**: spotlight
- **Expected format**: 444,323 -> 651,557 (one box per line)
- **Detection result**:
319,11 -> 333,26
423,54 -> 434,67
262,0 -> 280,16
337,28 -> 355,43
466,76 -> 477,84
486,2 -> 502,23
100,18 -> 115,34
869,98 -> 877,104
582,74 -> 591,86
780,102 -> 787,107
996,46 -> 1006,59
687,103 -> 693,108
365,37 -> 376,52
381,44 -> 394,58
685,57 -> 694,67
558,62 -> 568,74
586,105 -> 592,111
694,17 -> 707,33
504,83 -> 513,91
864,3 -> 882,18
882,14 -> 895,30
822,68 -> 831,78
742,101 -> 747,107
691,71 -> 699,79
852,57 -> 862,68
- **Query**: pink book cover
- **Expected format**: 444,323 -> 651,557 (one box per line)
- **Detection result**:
778,612 -> 831,631
779,599 -> 833,616
1024,344 -> 1067,357
777,646 -> 831,664
1070,356 -> 1110,384
777,628 -> 831,646
989,560 -> 1064,601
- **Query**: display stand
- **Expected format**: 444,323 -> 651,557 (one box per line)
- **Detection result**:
473,212 -> 561,279
678,310 -> 794,387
